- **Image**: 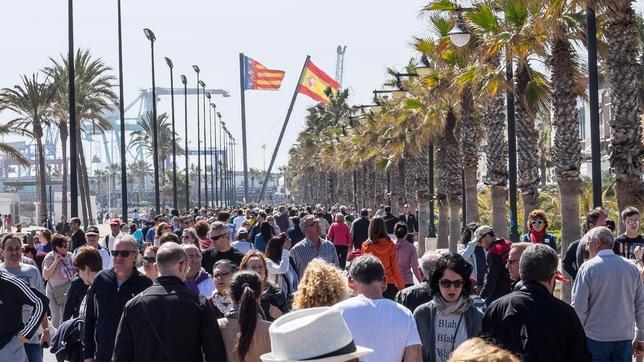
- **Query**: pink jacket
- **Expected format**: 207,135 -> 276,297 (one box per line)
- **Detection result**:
327,221 -> 352,247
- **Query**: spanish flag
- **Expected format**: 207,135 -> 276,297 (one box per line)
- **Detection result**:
297,60 -> 341,104
243,55 -> 285,91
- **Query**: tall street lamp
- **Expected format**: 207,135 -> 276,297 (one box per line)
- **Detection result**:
222,126 -> 229,206
165,57 -> 178,210
181,74 -> 190,211
117,0 -> 127,222
206,95 -> 215,207
218,113 -> 224,206
446,7 -> 519,241
192,65 -> 201,208
68,0 -> 78,218
199,80 -> 208,207
144,28 -> 160,214
211,104 -> 219,207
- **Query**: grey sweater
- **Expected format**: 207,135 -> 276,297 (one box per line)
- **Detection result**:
413,302 -> 483,362
571,249 -> 644,341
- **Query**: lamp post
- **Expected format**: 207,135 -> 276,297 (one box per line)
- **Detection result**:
181,75 -> 190,211
199,80 -> 208,207
117,0 -> 127,222
143,28 -> 160,214
68,0 -> 78,218
206,93 -> 213,208
165,57 -> 178,210
446,6 -> 519,241
218,113 -> 224,206
587,6 -> 602,207
211,104 -> 219,207
192,65 -> 201,208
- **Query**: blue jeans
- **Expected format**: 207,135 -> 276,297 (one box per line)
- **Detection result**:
586,338 -> 631,362
24,343 -> 42,362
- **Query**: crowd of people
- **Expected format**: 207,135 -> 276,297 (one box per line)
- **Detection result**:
0,202 -> 642,362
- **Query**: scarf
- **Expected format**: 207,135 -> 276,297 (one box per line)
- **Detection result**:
185,267 -> 210,293
529,229 -> 545,244
430,294 -> 473,315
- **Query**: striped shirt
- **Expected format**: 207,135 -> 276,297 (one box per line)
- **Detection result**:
0,271 -> 46,348
290,237 -> 339,277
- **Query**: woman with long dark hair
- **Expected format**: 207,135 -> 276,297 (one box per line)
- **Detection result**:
265,233 -> 298,299
361,217 -> 404,299
254,222 -> 273,253
240,251 -> 289,321
393,222 -> 422,288
218,271 -> 271,362
413,253 -> 483,362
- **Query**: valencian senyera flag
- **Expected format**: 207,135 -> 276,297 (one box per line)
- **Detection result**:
242,55 -> 285,91
297,60 -> 341,104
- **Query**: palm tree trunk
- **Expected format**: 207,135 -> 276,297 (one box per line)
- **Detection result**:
36,138 -> 48,218
604,1 -> 643,212
60,127 -> 68,218
551,35 -> 583,302
460,88 -> 480,223
415,152 -> 430,255
448,195 -> 461,253
490,186 -> 508,239
515,62 -> 541,226
437,194 -> 449,249
79,141 -> 93,223
77,155 -> 89,226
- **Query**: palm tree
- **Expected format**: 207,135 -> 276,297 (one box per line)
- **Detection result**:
596,0 -> 643,212
45,49 -> 118,225
128,160 -> 152,206
0,73 -> 56,217
0,124 -> 29,168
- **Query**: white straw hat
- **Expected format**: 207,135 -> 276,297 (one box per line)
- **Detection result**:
261,307 -> 373,362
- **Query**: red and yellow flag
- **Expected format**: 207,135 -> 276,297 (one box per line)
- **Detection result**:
297,60 -> 340,104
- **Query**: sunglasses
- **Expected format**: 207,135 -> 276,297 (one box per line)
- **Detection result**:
531,220 -> 544,224
439,279 -> 464,289
211,233 -> 227,241
213,271 -> 231,278
142,256 -> 156,263
111,250 -> 136,258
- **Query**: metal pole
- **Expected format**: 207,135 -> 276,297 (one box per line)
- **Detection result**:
219,116 -> 223,205
213,106 -> 219,207
149,38 -> 160,214
68,0 -> 78,218
461,168 -> 466,230
201,84 -> 208,208
194,67 -> 201,208
353,169 -> 358,210
587,6 -> 602,207
181,75 -> 189,211
208,100 -> 213,208
117,0 -> 128,222
166,59 -> 178,211
428,142 -> 436,237
239,53 -> 250,202
257,56 -> 311,202
506,50 -> 519,242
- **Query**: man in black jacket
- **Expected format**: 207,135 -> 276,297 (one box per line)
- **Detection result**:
394,251 -> 440,313
350,209 -> 370,250
482,244 -> 591,362
83,235 -> 152,362
383,206 -> 398,235
398,204 -> 418,234
113,242 -> 226,362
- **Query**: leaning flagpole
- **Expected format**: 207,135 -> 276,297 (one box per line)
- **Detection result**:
256,55 -> 310,203
239,53 -> 250,203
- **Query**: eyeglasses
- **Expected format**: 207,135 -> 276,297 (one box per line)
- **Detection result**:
439,279 -> 464,289
142,256 -> 156,263
531,220 -> 544,225
625,219 -> 640,225
211,233 -> 227,241
506,259 -> 519,265
213,271 -> 231,278
111,250 -> 136,258
187,254 -> 202,260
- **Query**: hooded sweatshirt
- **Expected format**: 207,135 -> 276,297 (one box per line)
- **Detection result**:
362,237 -> 404,290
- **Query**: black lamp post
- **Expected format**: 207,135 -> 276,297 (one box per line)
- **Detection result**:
192,65 -> 201,208
587,6 -> 602,207
218,112 -> 224,206
206,96 -> 215,208
222,126 -> 229,206
144,28 -> 160,214
181,75 -> 189,211
117,0 -> 127,222
199,80 -> 208,208
211,104 -> 218,207
165,57 -> 178,210
68,0 -> 78,218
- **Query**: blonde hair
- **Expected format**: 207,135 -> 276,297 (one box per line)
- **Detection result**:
335,213 -> 345,223
448,338 -> 520,362
293,259 -> 348,310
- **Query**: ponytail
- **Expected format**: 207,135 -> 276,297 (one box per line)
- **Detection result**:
230,271 -> 262,362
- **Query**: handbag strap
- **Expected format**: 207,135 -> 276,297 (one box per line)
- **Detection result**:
138,292 -> 173,362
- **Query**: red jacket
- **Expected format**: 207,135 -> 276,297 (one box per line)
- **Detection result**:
327,222 -> 352,247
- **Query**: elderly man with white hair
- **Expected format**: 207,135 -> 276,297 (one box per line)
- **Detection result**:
395,251 -> 442,313
572,226 -> 644,360
83,235 -> 152,362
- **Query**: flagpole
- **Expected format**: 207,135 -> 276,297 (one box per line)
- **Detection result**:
239,53 -> 250,203
256,55 -> 310,203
